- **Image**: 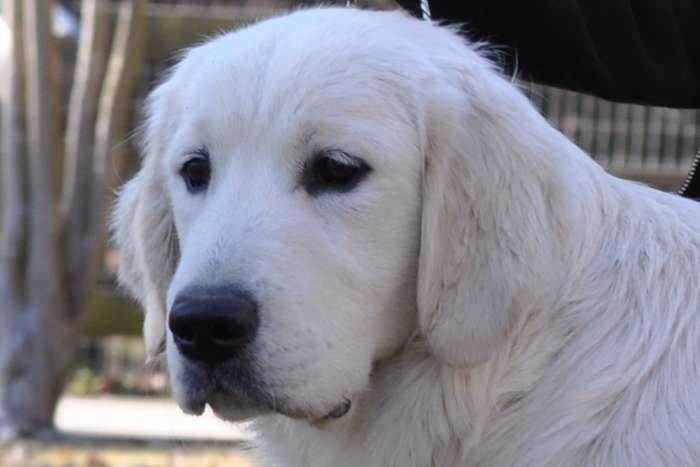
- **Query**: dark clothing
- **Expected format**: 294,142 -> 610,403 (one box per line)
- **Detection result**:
396,0 -> 700,108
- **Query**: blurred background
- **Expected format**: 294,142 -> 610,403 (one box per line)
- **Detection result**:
0,0 -> 698,465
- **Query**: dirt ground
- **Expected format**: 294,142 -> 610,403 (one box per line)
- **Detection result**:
0,441 -> 253,467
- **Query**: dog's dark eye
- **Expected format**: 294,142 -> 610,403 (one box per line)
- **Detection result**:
304,151 -> 371,196
181,157 -> 211,192
317,157 -> 358,186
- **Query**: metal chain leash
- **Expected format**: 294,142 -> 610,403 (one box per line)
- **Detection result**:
346,0 -> 432,21
679,148 -> 700,199
418,0 -> 432,21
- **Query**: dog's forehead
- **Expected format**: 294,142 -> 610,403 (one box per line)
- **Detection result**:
162,10 -> 432,169
179,8 -> 425,80
185,12 -> 438,106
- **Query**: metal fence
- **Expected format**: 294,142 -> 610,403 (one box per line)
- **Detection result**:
525,84 -> 700,176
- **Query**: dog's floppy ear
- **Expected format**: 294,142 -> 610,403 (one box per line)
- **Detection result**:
417,52 -> 569,368
112,86 -> 179,359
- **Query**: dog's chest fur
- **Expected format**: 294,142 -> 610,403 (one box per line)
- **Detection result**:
253,343 -> 478,466
251,337 -> 563,466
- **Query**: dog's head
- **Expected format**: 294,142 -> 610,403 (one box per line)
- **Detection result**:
113,8 -> 569,423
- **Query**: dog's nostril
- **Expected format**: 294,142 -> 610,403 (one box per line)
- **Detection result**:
211,321 -> 248,343
168,286 -> 259,365
170,321 -> 195,343
211,323 -> 231,343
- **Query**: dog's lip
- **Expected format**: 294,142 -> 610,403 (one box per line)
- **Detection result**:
180,398 -> 207,416
323,398 -> 352,420
204,391 -> 354,422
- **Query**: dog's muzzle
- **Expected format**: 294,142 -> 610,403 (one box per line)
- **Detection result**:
168,285 -> 354,421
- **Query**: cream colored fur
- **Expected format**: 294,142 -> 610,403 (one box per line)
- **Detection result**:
113,7 -> 700,466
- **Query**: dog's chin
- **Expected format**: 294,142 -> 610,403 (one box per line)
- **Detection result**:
186,392 -> 354,424
207,393 -> 273,422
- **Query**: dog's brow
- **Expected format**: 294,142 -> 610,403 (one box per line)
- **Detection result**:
182,145 -> 210,160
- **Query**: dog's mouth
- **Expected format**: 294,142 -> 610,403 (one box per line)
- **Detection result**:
173,354 -> 355,422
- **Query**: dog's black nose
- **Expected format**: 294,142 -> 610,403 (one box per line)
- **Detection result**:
168,287 -> 259,365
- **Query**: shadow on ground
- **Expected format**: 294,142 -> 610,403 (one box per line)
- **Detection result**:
0,438 -> 252,467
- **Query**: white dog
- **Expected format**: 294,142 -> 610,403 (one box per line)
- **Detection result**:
113,7 -> 700,466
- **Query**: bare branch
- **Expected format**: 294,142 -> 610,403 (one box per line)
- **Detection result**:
22,0 -> 64,311
60,0 -> 110,314
60,0 -> 109,222
93,0 -> 146,193
66,0 -> 146,315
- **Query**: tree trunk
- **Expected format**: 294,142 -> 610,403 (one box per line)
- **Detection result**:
0,0 -> 66,440
0,0 -> 29,441
0,0 -> 145,440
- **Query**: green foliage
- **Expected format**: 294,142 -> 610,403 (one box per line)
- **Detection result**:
83,291 -> 143,337
68,367 -> 95,396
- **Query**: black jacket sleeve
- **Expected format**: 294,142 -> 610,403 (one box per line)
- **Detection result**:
396,0 -> 700,108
